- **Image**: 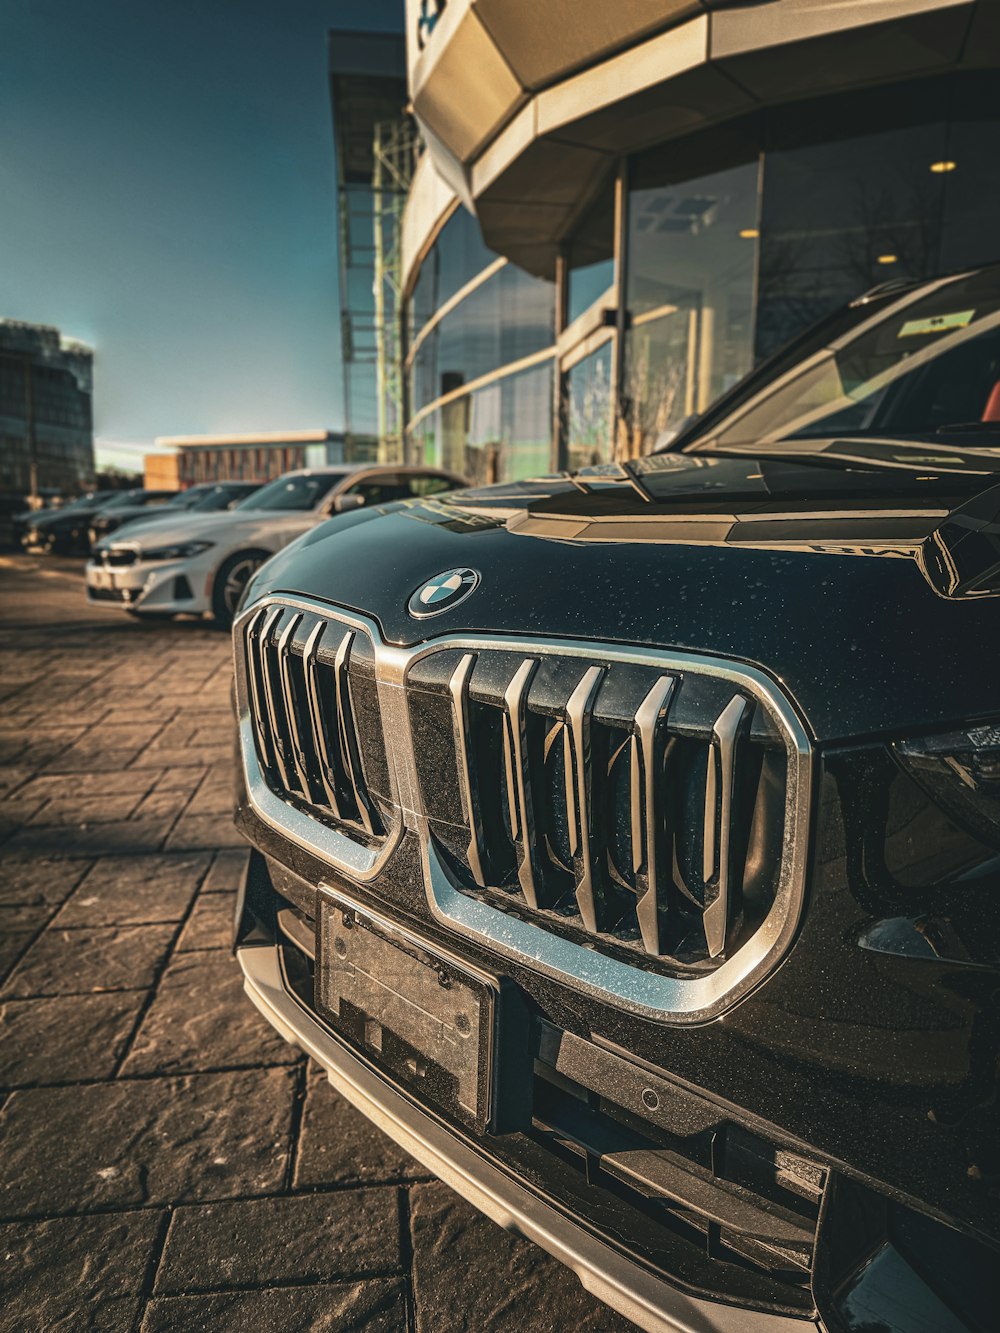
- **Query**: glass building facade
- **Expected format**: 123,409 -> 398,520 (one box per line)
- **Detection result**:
404,70 -> 1000,480
0,320 -> 94,497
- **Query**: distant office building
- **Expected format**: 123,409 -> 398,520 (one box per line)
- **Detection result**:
401,1 -> 1000,485
152,430 -> 347,487
328,27 -> 409,462
0,319 -> 94,497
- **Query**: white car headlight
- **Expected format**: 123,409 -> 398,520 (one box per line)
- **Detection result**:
141,540 -> 215,561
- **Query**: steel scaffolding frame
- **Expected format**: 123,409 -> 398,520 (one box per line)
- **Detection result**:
371,118 -> 415,464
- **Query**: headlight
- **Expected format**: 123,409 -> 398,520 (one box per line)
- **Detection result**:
140,540 -> 215,561
894,723 -> 1000,850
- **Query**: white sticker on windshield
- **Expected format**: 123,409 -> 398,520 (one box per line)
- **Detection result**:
898,309 -> 975,338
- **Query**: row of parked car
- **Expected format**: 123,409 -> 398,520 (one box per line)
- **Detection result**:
20,481 -> 262,555
77,463 -> 465,627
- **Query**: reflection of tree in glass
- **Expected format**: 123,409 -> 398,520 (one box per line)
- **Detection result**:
566,350 -> 612,467
755,233 -> 827,358
837,171 -> 942,290
624,321 -> 688,457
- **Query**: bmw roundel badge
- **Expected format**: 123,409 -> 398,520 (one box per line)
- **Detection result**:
408,567 -> 480,618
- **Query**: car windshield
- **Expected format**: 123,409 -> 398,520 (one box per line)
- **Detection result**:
99,490 -> 146,510
678,266 -> 1000,460
234,472 -> 347,512
187,485 -> 256,512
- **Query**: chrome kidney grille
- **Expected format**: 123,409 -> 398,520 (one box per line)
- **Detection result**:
235,596 -> 812,1021
242,604 -> 389,843
409,647 -> 795,969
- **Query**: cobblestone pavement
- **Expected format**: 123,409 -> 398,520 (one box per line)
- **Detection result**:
0,554 -> 631,1333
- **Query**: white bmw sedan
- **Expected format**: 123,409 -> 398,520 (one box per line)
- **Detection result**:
85,464 -> 464,626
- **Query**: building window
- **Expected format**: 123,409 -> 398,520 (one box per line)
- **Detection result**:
566,182 -> 615,328
409,261 -> 555,416
409,205 -> 499,343
624,138 -> 760,456
407,359 -> 553,486
564,341 -> 613,472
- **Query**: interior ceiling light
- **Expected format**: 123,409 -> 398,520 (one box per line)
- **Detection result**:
739,228 -> 759,239
930,160 -> 957,173
877,254 -> 898,264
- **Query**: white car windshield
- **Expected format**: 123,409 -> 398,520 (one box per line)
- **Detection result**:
233,472 -> 348,512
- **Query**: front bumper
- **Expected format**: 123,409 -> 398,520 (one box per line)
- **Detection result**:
238,935 -> 810,1333
85,557 -> 205,613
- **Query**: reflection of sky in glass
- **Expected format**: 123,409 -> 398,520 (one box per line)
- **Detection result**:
567,259 -> 614,326
409,206 -> 498,339
411,265 -> 555,412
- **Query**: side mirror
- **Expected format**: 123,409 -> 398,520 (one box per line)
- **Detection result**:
332,493 -> 366,514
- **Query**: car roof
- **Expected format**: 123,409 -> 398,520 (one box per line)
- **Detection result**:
273,464 -> 460,480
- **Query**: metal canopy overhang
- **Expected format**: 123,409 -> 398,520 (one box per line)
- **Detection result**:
408,0 -> 996,279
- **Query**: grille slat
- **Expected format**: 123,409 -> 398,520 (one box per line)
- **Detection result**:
703,695 -> 751,959
503,657 -> 543,909
276,613 -> 312,799
301,620 -> 344,818
449,652 -> 487,887
333,630 -> 377,837
565,665 -> 604,933
631,675 -> 676,956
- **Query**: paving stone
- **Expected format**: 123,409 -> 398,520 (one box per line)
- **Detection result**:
26,793 -> 143,827
17,770 -> 164,801
0,932 -> 34,987
294,1062 -> 426,1189
0,1209 -> 161,1331
0,857 -> 91,907
0,1067 -> 296,1216
121,950 -> 298,1074
151,765 -> 207,793
133,746 -> 225,771
202,848 -> 248,895
141,1280 -> 408,1333
176,894 -> 237,951
410,1182 -> 634,1333
42,746 -> 142,774
54,852 -> 210,927
0,765 -> 32,798
2,819 -> 172,858
130,787 -> 196,824
1,991 -> 146,1086
0,902 -> 52,932
164,813 -> 245,852
155,1189 -> 401,1293
3,923 -> 175,998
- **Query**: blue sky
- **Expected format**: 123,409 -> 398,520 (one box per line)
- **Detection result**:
1,0 -> 402,469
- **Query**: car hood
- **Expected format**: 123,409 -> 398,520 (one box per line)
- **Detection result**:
29,506 -> 98,530
110,509 -> 271,550
93,504 -> 163,525
245,448 -> 1000,742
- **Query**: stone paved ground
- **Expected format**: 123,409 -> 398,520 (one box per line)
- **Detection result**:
0,554 -> 631,1333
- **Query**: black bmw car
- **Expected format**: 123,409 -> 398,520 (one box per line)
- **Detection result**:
20,489 -> 118,554
230,266 -> 1000,1331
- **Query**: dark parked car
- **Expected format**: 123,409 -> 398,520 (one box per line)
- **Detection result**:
21,490 -> 119,554
85,487 -> 188,548
106,480 -> 262,540
231,266 -> 1000,1331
